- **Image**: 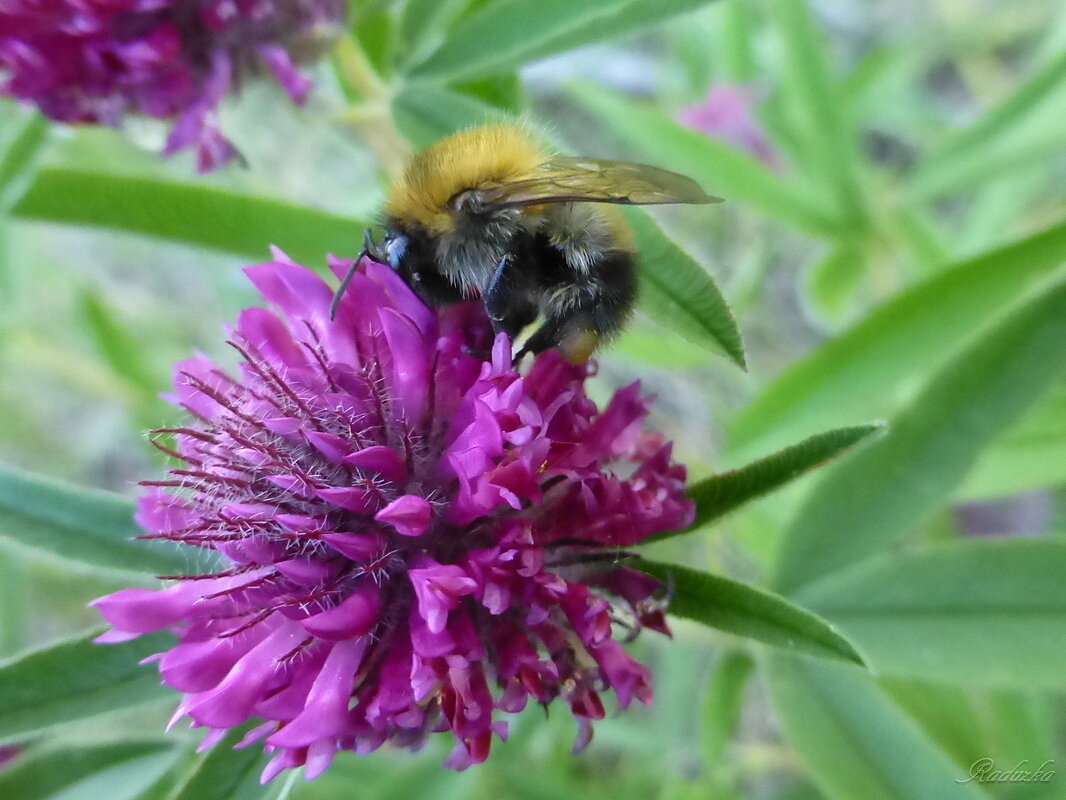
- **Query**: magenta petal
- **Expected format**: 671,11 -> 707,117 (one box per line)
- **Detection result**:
321,532 -> 383,561
91,584 -> 198,633
316,485 -> 377,513
375,495 -> 431,537
344,445 -> 406,482
267,638 -> 367,748
301,584 -> 381,640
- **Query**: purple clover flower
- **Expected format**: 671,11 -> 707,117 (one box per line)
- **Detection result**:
0,0 -> 345,171
93,252 -> 694,781
678,83 -> 777,167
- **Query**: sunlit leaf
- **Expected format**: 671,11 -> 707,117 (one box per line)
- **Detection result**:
767,0 -> 866,225
407,0 -> 633,82
0,741 -> 175,800
10,169 -> 367,264
572,82 -> 839,235
701,650 -> 754,768
908,50 -> 1066,200
636,559 -> 863,665
0,465 -> 186,576
797,539 -> 1066,688
0,113 -> 48,209
957,379 -> 1066,499
652,424 -> 882,544
514,0 -> 724,68
730,217 -> 1066,462
392,86 -> 504,150
0,629 -> 171,741
774,270 -> 1066,593
625,209 -> 745,367
161,726 -> 269,800
804,242 -> 866,326
766,655 -> 987,800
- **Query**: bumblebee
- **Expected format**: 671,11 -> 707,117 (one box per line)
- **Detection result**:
333,123 -> 720,362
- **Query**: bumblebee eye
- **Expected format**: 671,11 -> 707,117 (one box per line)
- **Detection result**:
385,235 -> 408,270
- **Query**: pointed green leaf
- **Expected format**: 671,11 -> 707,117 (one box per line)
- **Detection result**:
909,50 -> 1066,200
625,209 -> 745,367
797,539 -> 1066,688
957,379 -> 1066,499
572,83 -> 839,235
0,113 -> 48,208
767,0 -> 865,224
392,86 -> 504,151
0,465 -> 186,576
161,726 -> 269,800
396,0 -> 471,65
512,0 -> 724,69
730,217 -> 1066,462
653,424 -> 883,543
0,741 -> 175,800
407,0 -> 633,82
701,651 -> 754,768
774,270 -> 1066,594
0,629 -> 172,742
766,655 -> 987,800
635,559 -> 863,665
9,169 -> 368,264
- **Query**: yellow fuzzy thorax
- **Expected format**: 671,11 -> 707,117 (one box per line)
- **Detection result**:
385,123 -> 549,235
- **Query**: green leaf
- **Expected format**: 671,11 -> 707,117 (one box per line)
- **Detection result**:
80,289 -> 165,398
774,270 -> 1066,594
729,217 -> 1066,463
765,655 -> 988,800
635,558 -> 863,665
767,0 -> 865,225
0,741 -> 175,800
908,50 -> 1066,200
882,679 -> 1059,780
10,169 -> 368,264
396,0 -> 472,65
391,86 -> 505,151
957,380 -> 1066,499
571,83 -> 839,235
804,242 -> 867,326
407,0 -> 633,83
701,650 -> 754,768
625,209 -> 745,367
796,539 -> 1066,688
0,629 -> 172,742
651,424 -> 883,543
0,465 -> 186,576
161,726 -> 270,800
0,114 -> 48,209
511,0 -> 724,69
716,0 -> 757,82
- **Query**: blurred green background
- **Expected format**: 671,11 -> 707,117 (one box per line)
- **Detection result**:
1,0 -> 1065,798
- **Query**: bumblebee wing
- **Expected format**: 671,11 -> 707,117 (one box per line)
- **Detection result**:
481,157 -> 722,208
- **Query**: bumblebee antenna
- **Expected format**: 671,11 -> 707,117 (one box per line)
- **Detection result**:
330,229 -> 381,320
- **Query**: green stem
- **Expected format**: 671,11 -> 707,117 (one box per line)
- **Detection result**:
333,35 -> 411,178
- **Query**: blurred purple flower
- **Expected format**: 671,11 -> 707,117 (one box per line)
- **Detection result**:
0,0 -> 344,171
92,252 -> 694,781
678,83 -> 777,166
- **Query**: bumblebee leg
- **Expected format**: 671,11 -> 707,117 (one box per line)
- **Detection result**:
485,255 -> 537,339
519,250 -> 636,363
330,229 -> 384,320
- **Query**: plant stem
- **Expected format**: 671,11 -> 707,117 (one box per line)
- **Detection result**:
333,35 -> 411,179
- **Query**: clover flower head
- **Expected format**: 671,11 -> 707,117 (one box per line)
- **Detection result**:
0,0 -> 345,170
93,252 -> 694,781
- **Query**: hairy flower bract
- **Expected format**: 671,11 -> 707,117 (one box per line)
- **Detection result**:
93,252 -> 694,781
0,0 -> 344,170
